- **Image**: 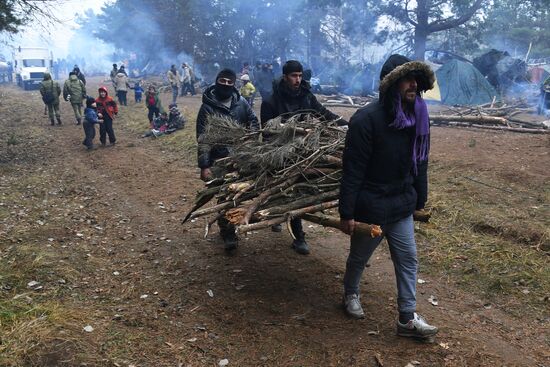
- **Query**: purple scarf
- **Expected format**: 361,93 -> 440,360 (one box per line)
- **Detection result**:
390,93 -> 430,175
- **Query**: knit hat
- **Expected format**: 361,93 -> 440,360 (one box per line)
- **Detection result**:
240,74 -> 250,81
86,96 -> 96,108
282,60 -> 303,75
216,68 -> 237,84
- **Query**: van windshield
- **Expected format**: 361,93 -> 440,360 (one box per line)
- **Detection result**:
23,59 -> 45,67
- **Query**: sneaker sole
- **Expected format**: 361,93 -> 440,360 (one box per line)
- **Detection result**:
345,311 -> 365,319
397,328 -> 438,340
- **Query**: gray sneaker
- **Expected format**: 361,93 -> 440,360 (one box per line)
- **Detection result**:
396,313 -> 438,340
343,294 -> 365,319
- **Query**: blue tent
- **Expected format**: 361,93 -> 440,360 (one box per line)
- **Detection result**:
436,59 -> 497,105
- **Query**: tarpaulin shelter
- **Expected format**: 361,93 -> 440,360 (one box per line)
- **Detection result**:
436,59 -> 497,105
528,65 -> 550,84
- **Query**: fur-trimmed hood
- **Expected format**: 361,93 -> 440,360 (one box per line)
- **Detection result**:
378,54 -> 435,97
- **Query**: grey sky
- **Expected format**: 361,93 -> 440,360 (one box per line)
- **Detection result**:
5,0 -> 109,58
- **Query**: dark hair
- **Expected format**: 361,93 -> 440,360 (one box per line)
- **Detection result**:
85,96 -> 96,108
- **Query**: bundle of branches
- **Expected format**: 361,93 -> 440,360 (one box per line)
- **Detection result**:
182,113 -> 383,238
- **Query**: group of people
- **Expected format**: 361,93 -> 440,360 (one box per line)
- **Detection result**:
40,66 -> 117,149
39,66 -> 86,126
196,56 -> 439,341
110,63 -> 144,106
167,62 -> 197,104
38,54 -> 440,340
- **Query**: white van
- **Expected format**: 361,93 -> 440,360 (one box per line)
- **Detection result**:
12,47 -> 53,90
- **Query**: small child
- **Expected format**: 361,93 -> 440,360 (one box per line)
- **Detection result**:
239,74 -> 256,107
132,80 -> 144,103
82,96 -> 103,150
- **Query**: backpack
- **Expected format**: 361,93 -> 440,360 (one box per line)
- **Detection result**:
42,80 -> 55,104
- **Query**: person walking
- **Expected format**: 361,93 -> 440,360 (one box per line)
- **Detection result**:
261,60 -> 346,255
39,72 -> 62,126
114,69 -> 130,106
196,69 -> 259,252
82,96 -> 102,150
167,64 -> 181,104
180,63 -> 196,96
63,71 -> 86,125
339,54 -> 438,341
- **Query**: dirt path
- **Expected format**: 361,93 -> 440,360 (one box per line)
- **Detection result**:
1,80 -> 548,367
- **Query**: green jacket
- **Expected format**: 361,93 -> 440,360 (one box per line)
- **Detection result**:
145,90 -> 164,112
63,74 -> 86,104
40,72 -> 61,105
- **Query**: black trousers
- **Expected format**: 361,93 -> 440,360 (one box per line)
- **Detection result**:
148,106 -> 160,123
290,218 -> 305,240
117,91 -> 127,106
82,121 -> 96,148
100,116 -> 116,144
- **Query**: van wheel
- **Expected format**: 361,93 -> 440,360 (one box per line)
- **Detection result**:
23,81 -> 30,90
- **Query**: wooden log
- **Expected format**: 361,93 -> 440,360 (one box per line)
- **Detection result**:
240,176 -> 300,225
254,189 -> 340,220
322,103 -> 363,108
301,213 -> 382,238
434,122 -> 549,134
236,200 -> 339,233
430,115 -> 507,125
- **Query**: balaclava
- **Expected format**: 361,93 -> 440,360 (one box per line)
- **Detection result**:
214,68 -> 236,101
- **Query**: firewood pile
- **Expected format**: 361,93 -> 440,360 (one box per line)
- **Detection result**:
182,114 -> 384,238
430,99 -> 550,133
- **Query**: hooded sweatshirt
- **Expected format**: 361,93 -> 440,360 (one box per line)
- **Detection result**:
96,87 -> 118,119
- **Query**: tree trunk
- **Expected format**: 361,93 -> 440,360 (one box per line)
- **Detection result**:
414,0 -> 429,61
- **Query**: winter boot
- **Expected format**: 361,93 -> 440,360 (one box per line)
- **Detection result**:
56,116 -> 62,125
76,117 -> 81,125
50,118 -> 55,126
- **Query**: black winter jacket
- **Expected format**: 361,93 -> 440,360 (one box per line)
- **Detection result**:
339,101 -> 428,225
196,85 -> 259,168
261,77 -> 342,125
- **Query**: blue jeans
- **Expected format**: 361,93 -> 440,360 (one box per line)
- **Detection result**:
171,86 -> 178,104
343,215 -> 417,313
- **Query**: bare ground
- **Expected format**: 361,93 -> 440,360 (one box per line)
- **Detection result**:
0,79 -> 548,367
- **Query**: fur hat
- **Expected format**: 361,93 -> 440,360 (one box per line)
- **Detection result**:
378,54 -> 435,96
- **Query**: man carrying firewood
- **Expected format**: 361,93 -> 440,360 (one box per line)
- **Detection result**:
339,54 -> 438,341
261,60 -> 347,255
196,68 -> 259,252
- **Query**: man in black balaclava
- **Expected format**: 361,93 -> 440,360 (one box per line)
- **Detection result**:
195,68 -> 259,252
260,60 -> 347,255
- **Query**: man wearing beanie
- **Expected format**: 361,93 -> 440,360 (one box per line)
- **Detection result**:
339,54 -> 438,340
260,60 -> 347,255
196,68 -> 259,252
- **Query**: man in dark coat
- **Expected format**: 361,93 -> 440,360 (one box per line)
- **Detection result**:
339,54 -> 438,340
255,63 -> 274,100
73,66 -> 86,85
196,68 -> 259,251
261,60 -> 346,255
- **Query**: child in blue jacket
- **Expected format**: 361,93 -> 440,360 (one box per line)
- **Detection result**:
82,96 -> 103,149
131,81 -> 144,103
